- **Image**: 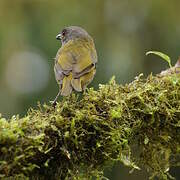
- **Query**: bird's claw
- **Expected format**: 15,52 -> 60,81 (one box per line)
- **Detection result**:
50,100 -> 57,108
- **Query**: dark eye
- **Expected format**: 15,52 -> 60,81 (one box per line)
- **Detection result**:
62,29 -> 67,36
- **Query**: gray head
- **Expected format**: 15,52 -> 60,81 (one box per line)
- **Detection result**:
56,26 -> 91,45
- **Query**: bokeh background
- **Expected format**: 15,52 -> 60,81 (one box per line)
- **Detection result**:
0,0 -> 179,179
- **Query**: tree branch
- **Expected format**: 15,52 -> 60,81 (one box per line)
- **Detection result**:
0,61 -> 180,180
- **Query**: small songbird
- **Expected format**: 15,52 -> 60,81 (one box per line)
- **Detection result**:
53,26 -> 98,106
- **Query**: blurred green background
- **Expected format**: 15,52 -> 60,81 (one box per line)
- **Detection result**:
0,0 -> 179,179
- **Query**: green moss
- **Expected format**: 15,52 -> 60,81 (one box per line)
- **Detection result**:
0,74 -> 179,179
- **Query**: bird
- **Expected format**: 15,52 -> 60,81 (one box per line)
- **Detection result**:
52,26 -> 98,106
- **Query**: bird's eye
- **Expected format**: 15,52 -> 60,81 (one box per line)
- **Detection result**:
62,29 -> 67,36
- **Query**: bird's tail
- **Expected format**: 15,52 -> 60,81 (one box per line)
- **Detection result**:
61,67 -> 96,96
61,73 -> 73,96
71,78 -> 82,92
61,72 -> 82,96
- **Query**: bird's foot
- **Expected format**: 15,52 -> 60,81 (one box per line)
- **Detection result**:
50,100 -> 57,108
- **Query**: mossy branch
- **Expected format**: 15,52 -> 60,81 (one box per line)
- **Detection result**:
0,61 -> 180,180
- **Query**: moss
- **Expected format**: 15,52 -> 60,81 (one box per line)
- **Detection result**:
0,73 -> 179,179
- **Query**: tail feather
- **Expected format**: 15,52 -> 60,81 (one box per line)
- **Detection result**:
71,78 -> 82,92
61,74 -> 73,96
61,66 -> 96,96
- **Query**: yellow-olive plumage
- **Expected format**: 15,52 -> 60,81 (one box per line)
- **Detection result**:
53,26 -> 97,105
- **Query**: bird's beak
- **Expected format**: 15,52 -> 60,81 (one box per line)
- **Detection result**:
56,33 -> 62,40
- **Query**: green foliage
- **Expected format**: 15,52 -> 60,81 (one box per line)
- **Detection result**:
146,51 -> 172,68
0,74 -> 180,180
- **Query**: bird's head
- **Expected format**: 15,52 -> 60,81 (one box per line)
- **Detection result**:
56,26 -> 91,45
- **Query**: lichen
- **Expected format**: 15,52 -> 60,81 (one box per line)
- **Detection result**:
0,73 -> 179,180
